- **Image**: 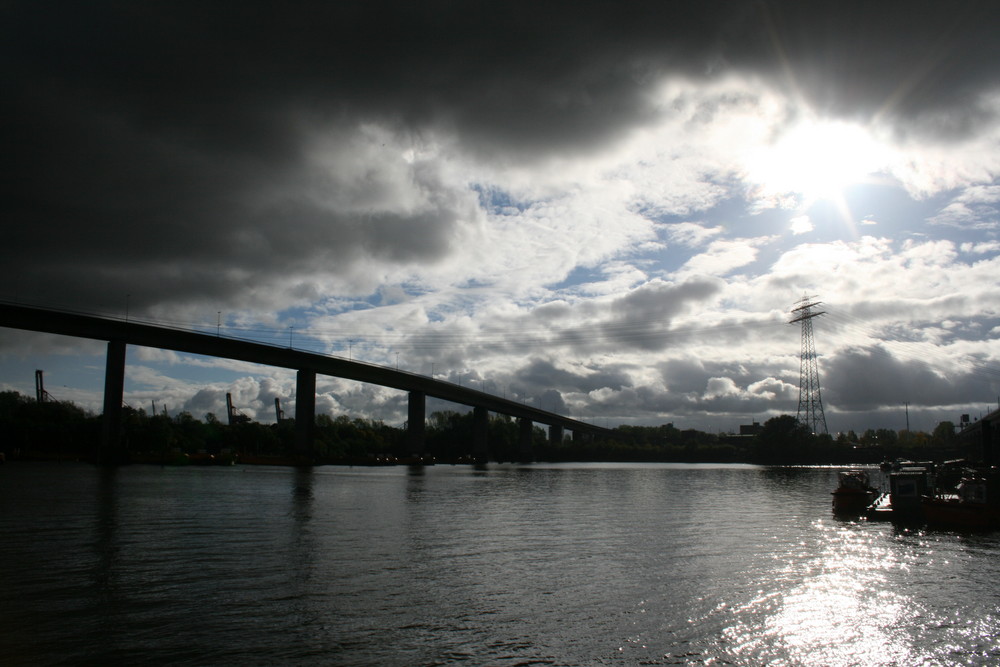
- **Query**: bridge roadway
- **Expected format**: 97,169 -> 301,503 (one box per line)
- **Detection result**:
0,303 -> 615,461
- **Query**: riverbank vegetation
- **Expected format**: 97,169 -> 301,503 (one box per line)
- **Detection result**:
0,390 -> 971,465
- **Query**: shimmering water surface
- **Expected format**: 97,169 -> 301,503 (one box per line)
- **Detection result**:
2,462 -> 999,665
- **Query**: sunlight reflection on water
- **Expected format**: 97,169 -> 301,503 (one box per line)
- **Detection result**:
762,524 -> 914,665
3,463 -> 1000,665
708,519 -> 997,667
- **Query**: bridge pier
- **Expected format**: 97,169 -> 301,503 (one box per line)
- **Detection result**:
295,369 -> 316,459
407,391 -> 426,454
518,417 -> 534,462
473,406 -> 489,460
548,424 -> 564,447
100,340 -> 127,464
0,304 -> 620,466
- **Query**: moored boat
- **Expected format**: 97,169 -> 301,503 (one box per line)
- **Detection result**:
831,469 -> 877,514
864,466 -> 932,522
922,473 -> 1000,530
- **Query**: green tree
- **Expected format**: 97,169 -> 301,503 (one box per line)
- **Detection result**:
752,415 -> 814,463
875,428 -> 898,447
931,421 -> 956,446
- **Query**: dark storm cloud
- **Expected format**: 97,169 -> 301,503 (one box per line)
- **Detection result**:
600,278 -> 722,350
823,345 -> 966,409
11,2 -> 994,151
3,1 -> 998,314
517,358 -> 631,395
488,278 -> 729,355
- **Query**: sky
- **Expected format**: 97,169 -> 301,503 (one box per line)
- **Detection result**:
3,1 -> 1000,435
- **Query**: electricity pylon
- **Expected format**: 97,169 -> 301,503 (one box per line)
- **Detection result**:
790,297 -> 828,435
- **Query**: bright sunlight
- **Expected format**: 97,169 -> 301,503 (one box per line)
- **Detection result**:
746,119 -> 890,204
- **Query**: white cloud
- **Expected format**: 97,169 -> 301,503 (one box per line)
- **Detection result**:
961,240 -> 1000,254
704,376 -> 741,399
929,185 -> 1000,229
663,222 -> 723,247
790,215 -> 813,235
676,238 -> 766,278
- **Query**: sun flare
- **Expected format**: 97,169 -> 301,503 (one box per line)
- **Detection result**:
746,120 -> 889,203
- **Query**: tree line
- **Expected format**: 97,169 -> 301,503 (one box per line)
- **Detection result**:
0,390 -> 970,465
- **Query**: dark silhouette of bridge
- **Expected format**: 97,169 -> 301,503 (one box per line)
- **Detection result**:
958,409 -> 999,466
0,303 -> 615,463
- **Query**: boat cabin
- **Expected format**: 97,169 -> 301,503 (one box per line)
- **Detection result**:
889,468 -> 931,513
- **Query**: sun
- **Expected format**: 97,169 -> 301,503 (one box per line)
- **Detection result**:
745,119 -> 889,204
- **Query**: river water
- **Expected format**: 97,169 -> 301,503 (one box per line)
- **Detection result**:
1,461 -> 999,666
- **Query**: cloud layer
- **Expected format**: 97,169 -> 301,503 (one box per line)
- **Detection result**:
3,1 -> 1000,433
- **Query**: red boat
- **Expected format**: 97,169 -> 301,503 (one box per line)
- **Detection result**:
922,475 -> 1000,530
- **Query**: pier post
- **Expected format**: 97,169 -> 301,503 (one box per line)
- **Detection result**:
548,424 -> 563,447
518,417 -> 534,462
100,339 -> 127,464
294,369 -> 316,460
472,406 -> 489,460
407,391 -> 426,454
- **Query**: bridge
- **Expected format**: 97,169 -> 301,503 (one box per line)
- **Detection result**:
0,303 -> 616,463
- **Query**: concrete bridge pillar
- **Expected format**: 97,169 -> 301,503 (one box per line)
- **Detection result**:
518,417 -> 534,461
100,339 -> 126,463
548,424 -> 563,447
472,406 -> 489,460
295,369 -> 316,459
407,391 -> 426,454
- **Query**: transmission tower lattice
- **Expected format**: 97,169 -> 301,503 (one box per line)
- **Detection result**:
790,297 -> 828,435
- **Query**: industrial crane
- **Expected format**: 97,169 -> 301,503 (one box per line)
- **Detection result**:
225,393 -> 251,426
